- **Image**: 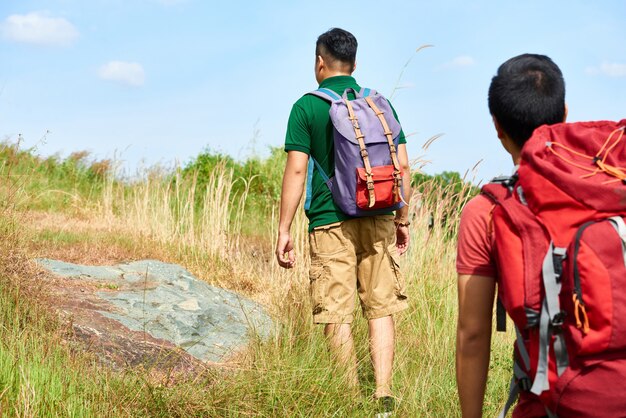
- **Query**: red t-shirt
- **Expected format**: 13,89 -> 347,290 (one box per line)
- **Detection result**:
456,194 -> 496,277
456,194 -> 547,417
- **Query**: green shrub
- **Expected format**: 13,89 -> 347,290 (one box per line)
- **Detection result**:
182,146 -> 287,236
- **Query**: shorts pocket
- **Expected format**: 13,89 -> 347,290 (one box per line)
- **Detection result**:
310,222 -> 347,257
309,260 -> 327,315
386,245 -> 407,300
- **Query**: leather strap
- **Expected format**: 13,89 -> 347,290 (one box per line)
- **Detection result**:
364,96 -> 404,204
345,99 -> 376,207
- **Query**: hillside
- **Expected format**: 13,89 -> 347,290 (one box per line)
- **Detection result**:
0,141 -> 512,417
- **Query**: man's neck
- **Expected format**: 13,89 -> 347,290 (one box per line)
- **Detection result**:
319,72 -> 353,83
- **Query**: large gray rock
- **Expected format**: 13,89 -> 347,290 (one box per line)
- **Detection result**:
37,259 -> 273,364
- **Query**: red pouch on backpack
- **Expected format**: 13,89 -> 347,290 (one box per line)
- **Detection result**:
355,166 -> 401,210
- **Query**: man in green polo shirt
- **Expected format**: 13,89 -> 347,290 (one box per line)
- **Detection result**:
275,28 -> 412,408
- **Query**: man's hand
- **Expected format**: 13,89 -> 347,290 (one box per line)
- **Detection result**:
275,231 -> 295,268
396,225 -> 410,255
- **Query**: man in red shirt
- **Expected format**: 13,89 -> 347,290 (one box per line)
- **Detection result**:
455,54 -> 567,417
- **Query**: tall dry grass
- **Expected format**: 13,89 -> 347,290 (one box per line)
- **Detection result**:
0,143 -> 133,416
97,161 -> 310,311
85,157 -> 514,416
0,139 -> 515,416
105,165 -> 248,259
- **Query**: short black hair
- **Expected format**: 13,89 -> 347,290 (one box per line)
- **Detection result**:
316,28 -> 357,69
488,54 -> 566,148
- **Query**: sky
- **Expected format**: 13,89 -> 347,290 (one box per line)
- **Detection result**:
1,0 -> 625,184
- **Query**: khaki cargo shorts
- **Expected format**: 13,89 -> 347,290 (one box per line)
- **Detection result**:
308,214 -> 408,324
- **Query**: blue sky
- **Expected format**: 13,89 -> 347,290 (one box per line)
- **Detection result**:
1,0 -> 624,183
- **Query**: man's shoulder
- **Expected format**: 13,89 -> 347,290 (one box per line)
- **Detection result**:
291,91 -> 331,114
457,192 -> 497,277
458,193 -> 495,239
462,193 -> 495,217
293,91 -> 315,104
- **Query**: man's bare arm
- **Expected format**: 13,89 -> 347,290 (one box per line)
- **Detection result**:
395,143 -> 412,255
275,150 -> 308,268
456,273 -> 496,418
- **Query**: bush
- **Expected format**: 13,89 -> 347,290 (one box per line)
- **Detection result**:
412,171 -> 479,237
182,146 -> 287,236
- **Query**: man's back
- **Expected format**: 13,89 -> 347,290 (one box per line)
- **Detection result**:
276,28 -> 412,413
285,76 -> 407,231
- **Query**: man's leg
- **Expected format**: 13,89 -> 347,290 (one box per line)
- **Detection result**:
324,323 -> 359,387
369,315 -> 395,398
354,216 -> 407,399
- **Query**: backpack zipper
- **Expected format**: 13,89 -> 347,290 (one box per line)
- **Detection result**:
572,221 -> 596,334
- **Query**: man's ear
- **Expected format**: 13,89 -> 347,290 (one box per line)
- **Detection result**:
492,116 -> 521,161
492,116 -> 506,140
316,55 -> 324,70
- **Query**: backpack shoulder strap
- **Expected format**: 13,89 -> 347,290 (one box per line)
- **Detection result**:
481,175 -> 517,334
481,175 -> 517,204
309,87 -> 376,101
308,88 -> 342,102
359,87 -> 375,97
304,156 -> 331,211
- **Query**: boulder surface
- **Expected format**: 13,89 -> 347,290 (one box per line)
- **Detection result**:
37,258 -> 273,368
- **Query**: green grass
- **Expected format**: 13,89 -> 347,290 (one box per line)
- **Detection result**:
0,141 -> 515,417
34,229 -> 87,245
0,143 -> 110,213
0,240 -> 117,416
181,146 -> 287,237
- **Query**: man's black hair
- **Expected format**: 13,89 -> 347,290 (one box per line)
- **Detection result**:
488,54 -> 566,148
316,28 -> 357,69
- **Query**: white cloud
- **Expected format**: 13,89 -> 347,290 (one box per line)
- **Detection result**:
586,62 -> 626,77
1,11 -> 79,46
442,55 -> 476,69
98,61 -> 146,87
452,55 -> 476,67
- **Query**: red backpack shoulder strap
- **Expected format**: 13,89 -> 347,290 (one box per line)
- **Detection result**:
481,175 -> 517,204
481,174 -> 549,333
480,176 -> 517,333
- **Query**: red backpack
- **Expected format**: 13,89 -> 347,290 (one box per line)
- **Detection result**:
482,119 -> 626,417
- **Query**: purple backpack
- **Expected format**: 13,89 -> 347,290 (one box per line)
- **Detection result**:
304,87 -> 406,216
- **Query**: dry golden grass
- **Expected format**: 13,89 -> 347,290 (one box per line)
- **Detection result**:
1,145 -> 517,416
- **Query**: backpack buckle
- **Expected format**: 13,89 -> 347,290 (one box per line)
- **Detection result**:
490,173 -> 518,192
518,377 -> 532,392
552,248 -> 566,282
551,311 -> 566,329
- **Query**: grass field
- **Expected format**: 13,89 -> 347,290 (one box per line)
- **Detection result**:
0,141 -> 514,417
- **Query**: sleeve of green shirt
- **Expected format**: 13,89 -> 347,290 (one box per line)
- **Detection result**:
284,102 -> 311,154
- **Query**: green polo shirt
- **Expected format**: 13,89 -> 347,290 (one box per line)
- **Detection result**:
284,75 -> 406,232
